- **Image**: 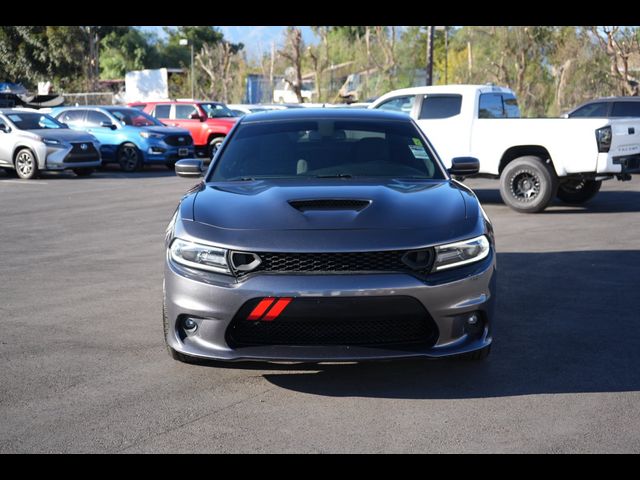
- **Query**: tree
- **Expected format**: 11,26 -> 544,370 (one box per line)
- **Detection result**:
278,27 -> 305,103
99,28 -> 158,80
591,26 -> 640,96
196,41 -> 244,102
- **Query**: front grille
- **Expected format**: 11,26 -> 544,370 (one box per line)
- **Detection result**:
164,135 -> 193,146
226,296 -> 438,348
289,199 -> 370,211
65,143 -> 99,163
235,249 -> 434,278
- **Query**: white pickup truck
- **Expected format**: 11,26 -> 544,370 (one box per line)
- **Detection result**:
369,84 -> 640,212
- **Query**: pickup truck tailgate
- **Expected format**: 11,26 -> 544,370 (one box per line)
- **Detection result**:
601,119 -> 640,173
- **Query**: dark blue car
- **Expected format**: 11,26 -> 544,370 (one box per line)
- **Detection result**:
51,106 -> 194,171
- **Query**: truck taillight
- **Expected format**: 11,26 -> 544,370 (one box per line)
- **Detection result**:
596,126 -> 612,153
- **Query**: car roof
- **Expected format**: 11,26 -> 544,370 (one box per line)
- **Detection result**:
0,107 -> 43,114
239,107 -> 412,123
581,96 -> 640,103
130,100 -> 224,105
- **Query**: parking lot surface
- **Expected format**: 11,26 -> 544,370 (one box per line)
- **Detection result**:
1,167 -> 639,453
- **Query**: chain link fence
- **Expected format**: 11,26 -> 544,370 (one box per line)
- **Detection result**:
61,92 -> 118,106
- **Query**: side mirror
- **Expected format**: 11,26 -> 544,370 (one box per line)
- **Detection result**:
189,112 -> 205,122
175,158 -> 204,178
60,122 -> 69,129
0,123 -> 9,133
100,121 -> 116,130
448,157 -> 480,176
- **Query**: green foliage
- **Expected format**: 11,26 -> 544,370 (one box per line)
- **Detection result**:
100,29 -> 160,79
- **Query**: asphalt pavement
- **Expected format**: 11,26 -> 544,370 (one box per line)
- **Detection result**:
1,166 -> 639,453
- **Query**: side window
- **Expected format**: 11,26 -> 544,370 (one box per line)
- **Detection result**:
502,94 -> 521,118
569,102 -> 608,118
175,104 -> 199,119
611,102 -> 640,117
153,104 -> 171,118
375,95 -> 415,114
85,110 -> 112,127
478,94 -> 504,118
419,95 -> 462,119
57,109 -> 85,125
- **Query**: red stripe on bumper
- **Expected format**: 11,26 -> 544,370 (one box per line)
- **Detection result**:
247,297 -> 276,321
262,298 -> 293,321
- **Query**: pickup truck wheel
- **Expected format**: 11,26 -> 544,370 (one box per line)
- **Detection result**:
500,156 -> 558,213
14,148 -> 39,180
118,143 -> 142,172
208,136 -> 225,159
556,179 -> 602,204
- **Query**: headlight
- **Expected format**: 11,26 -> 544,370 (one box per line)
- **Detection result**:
433,235 -> 490,271
140,131 -> 164,139
42,138 -> 62,146
169,238 -> 230,274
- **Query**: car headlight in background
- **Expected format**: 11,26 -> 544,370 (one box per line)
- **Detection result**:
42,138 -> 63,146
433,235 -> 490,271
169,238 -> 230,274
140,131 -> 164,140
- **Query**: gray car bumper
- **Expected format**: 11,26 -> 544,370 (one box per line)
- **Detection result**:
164,252 -> 496,362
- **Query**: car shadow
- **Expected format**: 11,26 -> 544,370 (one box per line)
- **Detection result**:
195,250 -> 640,400
472,187 -> 640,214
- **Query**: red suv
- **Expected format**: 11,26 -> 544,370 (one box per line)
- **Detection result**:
129,101 -> 238,159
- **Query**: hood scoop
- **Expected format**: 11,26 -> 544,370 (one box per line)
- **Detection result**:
288,199 -> 371,212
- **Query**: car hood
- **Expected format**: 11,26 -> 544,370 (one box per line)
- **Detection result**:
180,179 -> 482,252
24,129 -> 97,142
140,126 -> 191,136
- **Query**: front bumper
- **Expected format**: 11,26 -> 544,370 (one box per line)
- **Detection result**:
164,251 -> 496,362
40,143 -> 101,170
142,143 -> 194,164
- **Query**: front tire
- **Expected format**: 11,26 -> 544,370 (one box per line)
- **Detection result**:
556,179 -> 602,204
14,148 -> 39,180
499,156 -> 558,213
117,143 -> 142,172
73,168 -> 95,177
208,136 -> 225,159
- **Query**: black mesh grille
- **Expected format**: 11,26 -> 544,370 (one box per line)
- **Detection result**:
164,135 -> 193,146
236,250 -> 433,278
226,296 -> 438,347
288,199 -> 370,211
65,143 -> 99,163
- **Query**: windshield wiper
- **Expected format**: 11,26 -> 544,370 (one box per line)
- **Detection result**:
314,173 -> 353,179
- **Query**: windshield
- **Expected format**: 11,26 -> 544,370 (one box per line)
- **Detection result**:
108,108 -> 162,127
200,103 -> 236,118
6,112 -> 66,130
210,119 -> 445,181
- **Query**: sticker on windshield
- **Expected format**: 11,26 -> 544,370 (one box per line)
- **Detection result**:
8,114 -> 22,121
412,137 -> 423,147
408,143 -> 429,160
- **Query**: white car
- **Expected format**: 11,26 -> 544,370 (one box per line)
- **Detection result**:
226,104 -> 270,116
370,84 -> 640,212
272,79 -> 316,104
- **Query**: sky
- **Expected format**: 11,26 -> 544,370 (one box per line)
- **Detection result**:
140,26 -> 318,59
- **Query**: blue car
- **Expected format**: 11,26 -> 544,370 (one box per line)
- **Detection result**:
51,106 -> 194,171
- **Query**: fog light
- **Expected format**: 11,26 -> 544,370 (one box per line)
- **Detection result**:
467,314 -> 478,325
183,318 -> 198,332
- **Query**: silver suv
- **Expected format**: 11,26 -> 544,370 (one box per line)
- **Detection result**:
0,108 -> 101,179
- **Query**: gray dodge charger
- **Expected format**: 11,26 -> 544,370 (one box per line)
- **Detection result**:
164,108 -> 496,364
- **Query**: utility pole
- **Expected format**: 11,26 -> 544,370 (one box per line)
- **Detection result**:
180,38 -> 195,99
426,26 -> 434,86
